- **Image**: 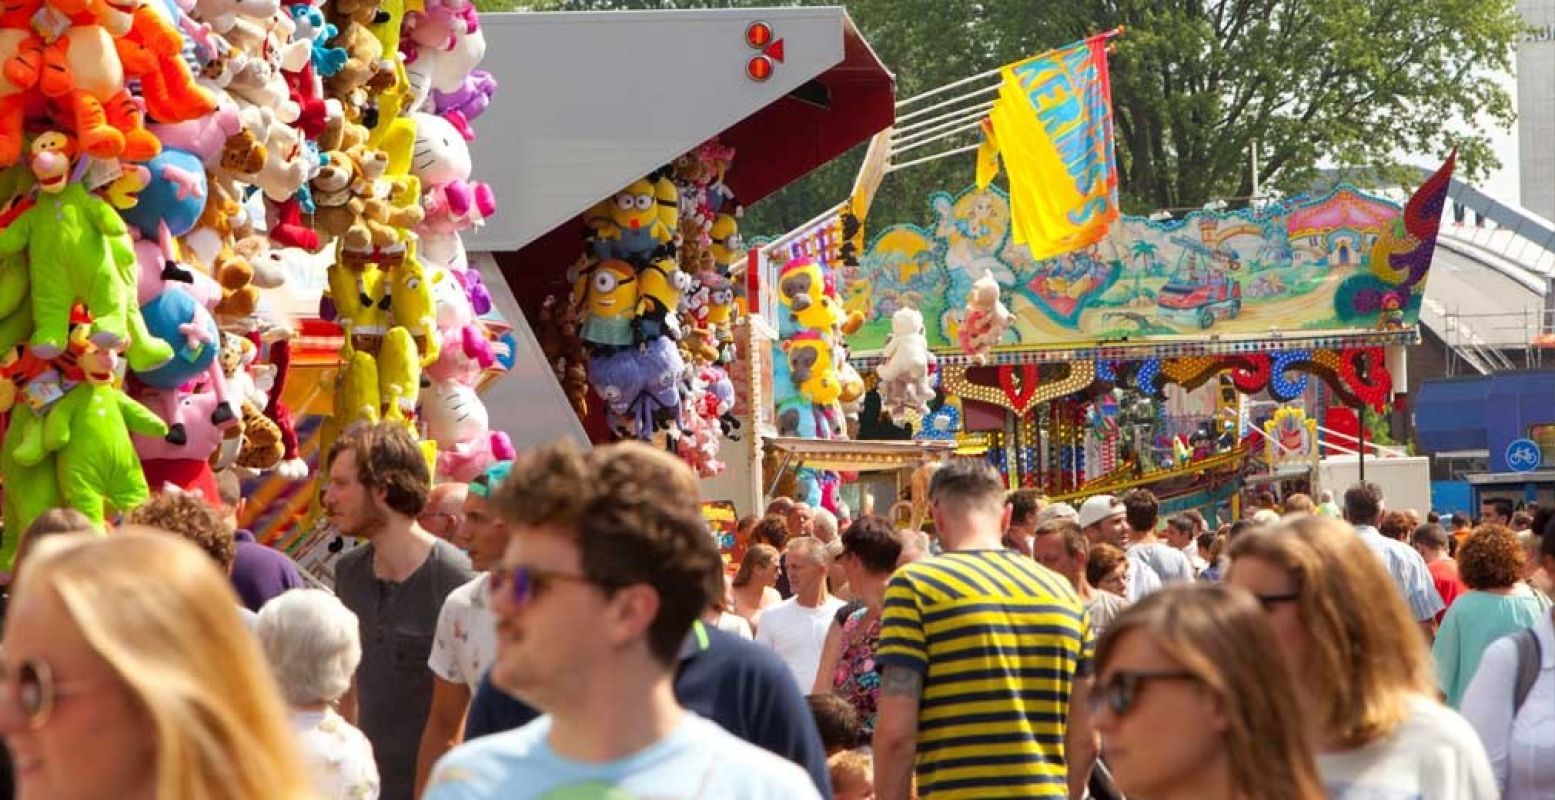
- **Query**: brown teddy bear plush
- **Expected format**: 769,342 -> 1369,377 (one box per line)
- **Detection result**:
219,128 -> 268,176
212,246 -> 259,323
324,22 -> 384,113
329,0 -> 383,29
311,150 -> 364,243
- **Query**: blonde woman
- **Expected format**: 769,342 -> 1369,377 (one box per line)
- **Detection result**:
0,530 -> 316,800
1227,516 -> 1497,798
1091,584 -> 1324,800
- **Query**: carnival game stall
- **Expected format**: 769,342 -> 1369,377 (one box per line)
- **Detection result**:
244,7 -> 897,560
363,7 -> 895,527
756,31 -> 1454,519
0,0 -> 515,566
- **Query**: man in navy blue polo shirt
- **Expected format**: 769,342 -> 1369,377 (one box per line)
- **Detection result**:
218,470 -> 304,611
463,605 -> 832,797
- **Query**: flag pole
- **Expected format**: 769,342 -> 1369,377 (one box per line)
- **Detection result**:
896,27 -> 1127,111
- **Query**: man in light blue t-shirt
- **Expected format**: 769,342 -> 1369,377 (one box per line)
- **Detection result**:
424,441 -> 819,800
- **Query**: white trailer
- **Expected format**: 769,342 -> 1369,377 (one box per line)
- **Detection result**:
1317,454 -> 1433,515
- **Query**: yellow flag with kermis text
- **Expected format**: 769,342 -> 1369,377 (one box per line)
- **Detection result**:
988,36 -> 1120,259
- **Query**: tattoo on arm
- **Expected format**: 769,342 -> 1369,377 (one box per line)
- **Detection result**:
881,664 -> 924,698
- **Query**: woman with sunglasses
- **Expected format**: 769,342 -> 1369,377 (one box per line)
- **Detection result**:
1091,583 -> 1323,800
1088,578 -> 1318,796
1226,516 -> 1497,799
0,530 -> 316,800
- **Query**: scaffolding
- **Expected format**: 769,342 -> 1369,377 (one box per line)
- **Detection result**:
1437,308 -> 1548,375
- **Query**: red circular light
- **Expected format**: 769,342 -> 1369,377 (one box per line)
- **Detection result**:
745,21 -> 772,49
746,55 -> 773,81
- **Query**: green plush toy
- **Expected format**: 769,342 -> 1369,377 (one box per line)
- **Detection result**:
0,344 -> 66,569
0,410 -> 66,568
40,343 -> 169,526
0,134 -> 173,370
0,251 -> 31,355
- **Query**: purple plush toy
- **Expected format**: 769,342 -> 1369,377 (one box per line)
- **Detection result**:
433,71 -> 497,126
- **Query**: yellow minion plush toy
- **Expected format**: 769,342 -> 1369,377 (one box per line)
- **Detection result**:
578,259 -> 638,347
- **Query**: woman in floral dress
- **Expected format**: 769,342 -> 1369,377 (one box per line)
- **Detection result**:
813,515 -> 902,732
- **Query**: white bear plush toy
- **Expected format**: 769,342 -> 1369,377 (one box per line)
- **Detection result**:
877,307 -> 937,425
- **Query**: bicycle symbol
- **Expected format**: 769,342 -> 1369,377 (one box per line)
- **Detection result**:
1507,440 -> 1541,471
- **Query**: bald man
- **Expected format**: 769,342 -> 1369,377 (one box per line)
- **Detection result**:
420,483 -> 470,549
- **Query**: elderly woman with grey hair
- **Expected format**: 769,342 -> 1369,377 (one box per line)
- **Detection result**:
257,589 -> 381,799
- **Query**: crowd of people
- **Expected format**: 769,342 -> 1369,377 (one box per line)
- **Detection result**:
0,422 -> 1552,799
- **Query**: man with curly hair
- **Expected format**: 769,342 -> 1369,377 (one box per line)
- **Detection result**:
126,490 -> 253,626
326,422 -> 475,800
425,440 -> 820,799
126,491 -> 238,572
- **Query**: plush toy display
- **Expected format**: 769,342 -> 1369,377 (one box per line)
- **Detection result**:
553,140 -> 766,476
0,0 -> 504,542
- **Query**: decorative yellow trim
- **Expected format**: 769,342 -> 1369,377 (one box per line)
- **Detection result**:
942,362 -> 1096,414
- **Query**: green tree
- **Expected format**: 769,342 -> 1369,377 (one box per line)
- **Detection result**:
760,0 -> 1520,234
475,0 -> 1521,238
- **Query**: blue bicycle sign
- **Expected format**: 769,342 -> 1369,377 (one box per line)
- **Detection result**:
1506,438 -> 1542,473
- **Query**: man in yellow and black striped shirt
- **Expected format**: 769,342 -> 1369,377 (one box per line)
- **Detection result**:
874,460 -> 1096,799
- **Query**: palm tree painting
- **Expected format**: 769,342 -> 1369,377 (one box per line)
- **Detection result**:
1131,240 -> 1159,302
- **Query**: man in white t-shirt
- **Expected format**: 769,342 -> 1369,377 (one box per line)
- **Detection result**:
1120,489 -> 1196,585
756,536 -> 847,690
416,462 -> 513,796
424,441 -> 817,799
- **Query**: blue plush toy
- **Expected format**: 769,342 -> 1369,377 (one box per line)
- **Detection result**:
119,149 -> 208,239
136,287 -> 219,389
291,5 -> 348,77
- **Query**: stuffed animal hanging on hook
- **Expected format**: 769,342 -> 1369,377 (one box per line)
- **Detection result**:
957,271 -> 1012,365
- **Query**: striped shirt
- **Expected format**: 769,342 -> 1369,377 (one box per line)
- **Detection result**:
876,549 -> 1093,799
1355,525 -> 1446,622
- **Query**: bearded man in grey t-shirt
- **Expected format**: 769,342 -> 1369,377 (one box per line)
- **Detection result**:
325,422 -> 476,800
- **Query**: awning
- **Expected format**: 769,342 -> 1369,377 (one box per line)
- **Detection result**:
468,7 -> 894,253
1467,470 -> 1555,485
765,437 -> 954,472
1415,376 -> 1489,454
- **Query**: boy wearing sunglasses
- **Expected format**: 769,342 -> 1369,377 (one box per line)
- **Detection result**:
424,440 -> 819,799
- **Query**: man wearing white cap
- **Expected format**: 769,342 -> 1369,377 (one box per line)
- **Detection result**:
1077,495 -> 1162,601
1036,502 -> 1079,526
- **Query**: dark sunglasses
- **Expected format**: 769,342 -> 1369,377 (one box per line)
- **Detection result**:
490,565 -> 597,607
1089,670 -> 1201,717
0,654 -> 100,729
